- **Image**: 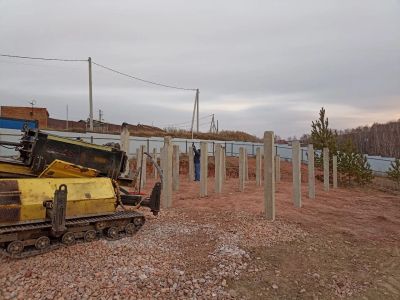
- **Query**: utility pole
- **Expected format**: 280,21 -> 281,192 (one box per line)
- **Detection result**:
191,89 -> 200,139
196,89 -> 199,133
66,105 -> 69,130
88,57 -> 94,131
98,109 -> 103,122
209,114 -> 217,133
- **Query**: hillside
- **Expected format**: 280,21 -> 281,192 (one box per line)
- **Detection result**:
46,118 -> 261,143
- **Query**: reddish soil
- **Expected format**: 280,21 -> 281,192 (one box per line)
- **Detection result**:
169,160 -> 399,243
143,159 -> 400,298
2,158 -> 397,299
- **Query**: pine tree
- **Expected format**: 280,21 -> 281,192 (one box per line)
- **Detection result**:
337,139 -> 373,185
354,155 -> 373,185
311,107 -> 337,152
337,139 -> 358,185
387,158 -> 400,187
310,107 -> 337,167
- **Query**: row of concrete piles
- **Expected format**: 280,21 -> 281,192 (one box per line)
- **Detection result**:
121,127 -> 338,220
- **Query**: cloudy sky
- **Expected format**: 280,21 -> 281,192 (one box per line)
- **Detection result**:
0,0 -> 399,138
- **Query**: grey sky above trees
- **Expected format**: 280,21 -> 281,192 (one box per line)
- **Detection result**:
0,0 -> 399,138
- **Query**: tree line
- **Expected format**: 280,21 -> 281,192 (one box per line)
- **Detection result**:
336,120 -> 400,159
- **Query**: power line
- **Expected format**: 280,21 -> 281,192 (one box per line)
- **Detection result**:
92,61 -> 196,91
1,53 -> 197,91
159,114 -> 213,127
0,53 -> 87,62
199,114 -> 213,120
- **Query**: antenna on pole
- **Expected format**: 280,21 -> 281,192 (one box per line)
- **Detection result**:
28,99 -> 36,117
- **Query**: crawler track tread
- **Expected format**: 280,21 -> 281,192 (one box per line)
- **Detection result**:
0,210 -> 144,258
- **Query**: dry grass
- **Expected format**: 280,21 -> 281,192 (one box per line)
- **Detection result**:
47,126 -> 261,143
164,128 -> 261,142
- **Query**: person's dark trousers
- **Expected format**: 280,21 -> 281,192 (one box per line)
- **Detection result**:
194,162 -> 200,181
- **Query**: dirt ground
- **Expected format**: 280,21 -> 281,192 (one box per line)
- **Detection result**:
1,160 -> 399,299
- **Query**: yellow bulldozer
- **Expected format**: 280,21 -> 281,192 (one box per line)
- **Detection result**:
0,128 -> 161,258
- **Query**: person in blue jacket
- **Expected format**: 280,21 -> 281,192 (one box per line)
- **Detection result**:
193,143 -> 201,181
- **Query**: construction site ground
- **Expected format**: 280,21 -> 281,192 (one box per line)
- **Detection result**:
1,160 -> 399,300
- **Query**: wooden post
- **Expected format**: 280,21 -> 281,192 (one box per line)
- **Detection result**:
308,144 -> 315,199
264,131 -> 275,221
200,141 -> 208,197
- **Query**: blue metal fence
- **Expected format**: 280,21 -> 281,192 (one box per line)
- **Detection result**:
0,128 -> 396,175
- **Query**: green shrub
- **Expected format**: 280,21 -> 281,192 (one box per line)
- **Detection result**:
337,139 -> 373,185
387,158 -> 400,187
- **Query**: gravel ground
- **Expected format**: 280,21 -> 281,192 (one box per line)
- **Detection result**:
0,208 -> 306,300
1,163 -> 399,299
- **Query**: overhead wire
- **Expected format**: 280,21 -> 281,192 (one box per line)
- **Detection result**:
2,53 -> 204,130
92,61 -> 197,91
0,53 -> 87,62
0,53 -> 196,91
160,114 -> 213,128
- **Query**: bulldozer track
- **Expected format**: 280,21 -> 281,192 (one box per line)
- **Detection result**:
0,210 -> 144,259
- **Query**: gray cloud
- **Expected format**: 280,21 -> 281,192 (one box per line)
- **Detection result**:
1,0 -> 399,138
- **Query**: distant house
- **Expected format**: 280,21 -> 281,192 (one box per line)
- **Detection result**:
0,106 -> 49,128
